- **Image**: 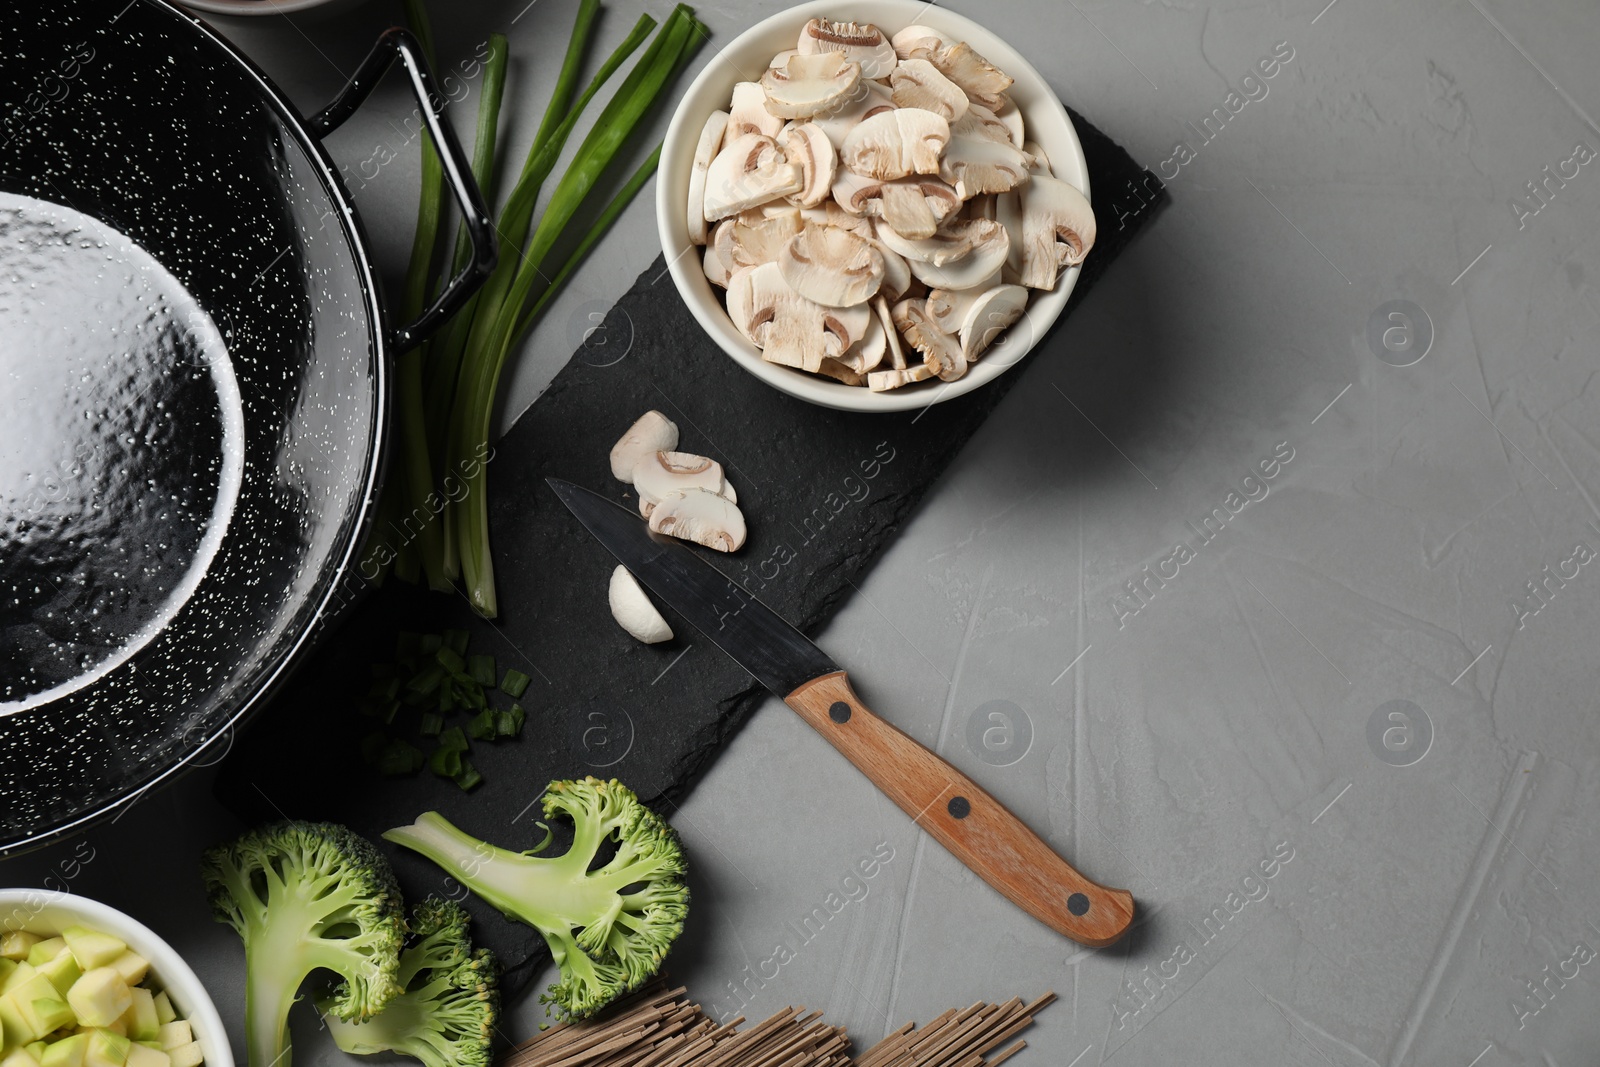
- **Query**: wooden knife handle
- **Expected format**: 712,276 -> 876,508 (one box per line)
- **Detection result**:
785,671 -> 1134,947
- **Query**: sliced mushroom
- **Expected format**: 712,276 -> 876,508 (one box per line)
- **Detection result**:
890,25 -> 949,60
889,59 -> 968,123
648,488 -> 747,552
702,240 -> 732,287
872,295 -> 905,368
713,210 -> 803,272
609,410 -> 679,482
811,80 -> 895,148
892,297 -> 966,382
729,81 -> 785,139
726,261 -> 870,371
873,216 -> 987,265
926,270 -> 1001,333
761,51 -> 862,120
800,198 -> 874,237
868,299 -> 939,390
609,566 -> 673,644
914,41 -> 1013,111
1022,140 -> 1051,177
816,358 -> 866,386
703,133 -> 804,220
992,96 -> 1026,147
632,451 -> 736,517
965,193 -> 998,221
959,283 -> 1029,361
999,173 -> 1095,289
907,220 -> 1009,290
950,103 -> 1013,143
831,171 -> 960,239
778,224 -> 885,307
940,135 -> 1032,197
836,309 -> 887,373
840,108 -> 949,180
867,236 -> 911,300
768,48 -> 798,69
796,18 -> 898,80
777,122 -> 836,208
688,110 -> 730,245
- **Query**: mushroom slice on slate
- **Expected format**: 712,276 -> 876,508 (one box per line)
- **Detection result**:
648,488 -> 748,552
688,110 -> 730,244
761,51 -> 862,120
796,18 -> 898,79
609,566 -> 674,644
889,59 -> 968,123
905,220 -> 1010,290
778,122 -> 836,208
959,283 -> 1030,361
939,134 -> 1032,198
840,107 -> 950,180
610,410 -> 680,483
831,171 -> 960,240
632,451 -> 736,517
703,133 -> 804,220
728,80 -> 785,138
999,173 -> 1095,289
890,24 -> 949,60
778,224 -> 885,307
714,209 -> 803,272
893,297 -> 967,382
926,269 -> 1002,333
726,261 -> 869,371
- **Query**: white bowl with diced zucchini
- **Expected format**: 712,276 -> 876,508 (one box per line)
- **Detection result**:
658,0 -> 1093,412
0,893 -> 228,1067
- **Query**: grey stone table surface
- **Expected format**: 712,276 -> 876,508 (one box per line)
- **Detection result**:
8,0 -> 1600,1064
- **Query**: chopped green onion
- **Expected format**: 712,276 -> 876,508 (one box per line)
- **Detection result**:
420,633 -> 443,655
444,630 -> 470,656
379,739 -> 425,776
419,712 -> 444,737
467,709 -> 497,741
495,704 -> 525,738
428,745 -> 463,778
439,726 -> 469,752
468,654 -> 497,687
453,759 -> 484,791
500,669 -> 530,698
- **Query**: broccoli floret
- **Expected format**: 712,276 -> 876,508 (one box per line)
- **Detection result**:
200,821 -> 406,1067
384,777 -> 688,1020
321,898 -> 500,1067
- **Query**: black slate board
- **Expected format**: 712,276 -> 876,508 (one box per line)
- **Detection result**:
215,109 -> 1166,994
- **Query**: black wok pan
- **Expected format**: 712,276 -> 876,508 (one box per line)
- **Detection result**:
0,0 -> 494,850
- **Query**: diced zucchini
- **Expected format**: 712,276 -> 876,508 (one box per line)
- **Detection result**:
22,943 -> 64,970
23,1045 -> 45,1062
0,995 -> 34,1046
0,935 -> 40,964
20,998 -> 74,1039
152,1025 -> 188,1054
122,1045 -> 168,1067
65,971 -> 130,1030
84,1030 -> 129,1067
0,960 -> 16,993
39,1035 -> 87,1067
163,1045 -> 199,1067
1,1049 -> 41,1067
35,956 -> 80,1001
60,933 -> 123,975
148,998 -> 172,1029
101,957 -> 144,992
120,992 -> 157,1043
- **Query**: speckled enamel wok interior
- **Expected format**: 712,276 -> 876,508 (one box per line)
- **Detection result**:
0,1 -> 478,850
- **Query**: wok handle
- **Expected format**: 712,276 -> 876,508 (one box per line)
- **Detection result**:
305,27 -> 496,353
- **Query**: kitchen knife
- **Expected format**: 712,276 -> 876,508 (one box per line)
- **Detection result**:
548,478 -> 1134,948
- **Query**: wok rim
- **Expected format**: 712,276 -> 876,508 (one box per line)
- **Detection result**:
0,0 -> 392,855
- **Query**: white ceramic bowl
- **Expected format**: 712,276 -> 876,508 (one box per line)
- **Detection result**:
180,0 -> 356,16
657,0 -> 1089,413
0,890 -> 234,1067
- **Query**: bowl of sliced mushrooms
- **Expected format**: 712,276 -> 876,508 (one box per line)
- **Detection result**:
658,0 -> 1094,412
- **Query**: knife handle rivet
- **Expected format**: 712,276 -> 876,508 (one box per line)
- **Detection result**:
829,701 -> 852,723
947,796 -> 971,819
1067,892 -> 1090,916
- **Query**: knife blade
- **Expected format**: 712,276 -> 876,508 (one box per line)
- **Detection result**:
548,477 -> 1134,948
